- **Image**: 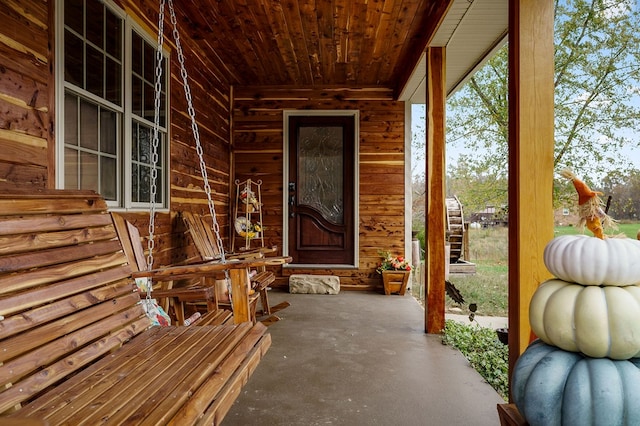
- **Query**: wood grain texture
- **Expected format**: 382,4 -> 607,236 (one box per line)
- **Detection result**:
233,88 -> 406,290
508,0 -> 555,389
0,190 -> 271,424
425,47 -> 447,334
0,0 -> 438,292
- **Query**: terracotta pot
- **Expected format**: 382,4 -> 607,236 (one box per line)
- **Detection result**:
381,270 -> 410,295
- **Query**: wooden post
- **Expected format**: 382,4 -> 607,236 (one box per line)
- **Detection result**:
425,46 -> 447,334
463,222 -> 470,261
508,0 -> 555,394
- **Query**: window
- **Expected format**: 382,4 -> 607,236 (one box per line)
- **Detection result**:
58,0 -> 168,209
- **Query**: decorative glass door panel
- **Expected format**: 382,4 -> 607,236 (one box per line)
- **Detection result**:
288,115 -> 354,265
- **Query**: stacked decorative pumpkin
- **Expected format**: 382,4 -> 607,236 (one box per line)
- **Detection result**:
512,234 -> 640,425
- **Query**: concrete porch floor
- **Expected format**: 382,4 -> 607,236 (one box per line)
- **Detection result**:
223,290 -> 505,425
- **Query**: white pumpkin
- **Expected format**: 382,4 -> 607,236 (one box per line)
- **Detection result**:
544,234 -> 640,286
530,279 -> 640,359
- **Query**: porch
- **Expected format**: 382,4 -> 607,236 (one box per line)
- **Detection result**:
224,290 -> 504,425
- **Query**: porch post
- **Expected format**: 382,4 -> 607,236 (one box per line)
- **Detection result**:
425,46 -> 447,334
508,0 -> 555,387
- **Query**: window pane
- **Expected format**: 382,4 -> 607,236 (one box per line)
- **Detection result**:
138,164 -> 150,202
139,126 -> 150,164
105,8 -> 121,57
64,30 -> 84,87
80,151 -> 99,192
80,100 -> 98,150
131,121 -> 163,204
64,0 -> 83,35
101,109 -> 117,154
64,93 -> 78,146
132,32 -> 143,75
132,76 -> 142,117
106,57 -> 121,105
298,126 -> 344,224
143,40 -> 155,82
86,0 -> 104,49
131,163 -> 139,201
143,81 -> 154,122
64,147 -> 79,189
132,122 -> 139,161
86,44 -> 104,97
100,156 -> 117,200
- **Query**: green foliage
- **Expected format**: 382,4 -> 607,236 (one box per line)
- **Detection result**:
602,169 -> 640,220
445,157 -> 508,213
442,0 -> 640,208
446,266 -> 508,317
441,320 -> 509,400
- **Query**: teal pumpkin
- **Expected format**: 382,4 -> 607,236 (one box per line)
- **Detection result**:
513,340 -> 640,426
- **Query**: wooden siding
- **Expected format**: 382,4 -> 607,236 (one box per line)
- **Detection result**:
0,0 -> 51,189
233,87 -> 407,291
0,0 -> 233,272
0,1 -> 408,290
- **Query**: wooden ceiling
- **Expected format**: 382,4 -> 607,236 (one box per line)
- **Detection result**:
165,0 -> 452,98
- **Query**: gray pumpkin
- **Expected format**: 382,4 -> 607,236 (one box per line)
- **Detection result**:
513,340 -> 640,426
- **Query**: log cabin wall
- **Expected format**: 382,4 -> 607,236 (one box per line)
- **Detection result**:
0,0 -> 233,271
0,1 -> 51,189
233,88 -> 407,291
1,1 -> 409,290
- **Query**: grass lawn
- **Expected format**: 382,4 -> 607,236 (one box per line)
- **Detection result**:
555,222 -> 640,238
443,223 -> 640,318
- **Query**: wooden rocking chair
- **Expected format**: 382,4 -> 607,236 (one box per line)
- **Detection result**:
181,211 -> 289,317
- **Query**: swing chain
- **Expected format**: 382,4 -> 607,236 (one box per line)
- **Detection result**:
151,1 -> 232,298
144,0 -> 167,305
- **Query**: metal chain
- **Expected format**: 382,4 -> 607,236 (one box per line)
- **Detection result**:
145,0 -> 167,304
165,0 -> 232,294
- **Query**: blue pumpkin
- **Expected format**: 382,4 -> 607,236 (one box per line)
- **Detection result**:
513,340 -> 640,426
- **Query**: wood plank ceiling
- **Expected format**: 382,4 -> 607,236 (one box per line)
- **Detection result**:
163,0 -> 452,98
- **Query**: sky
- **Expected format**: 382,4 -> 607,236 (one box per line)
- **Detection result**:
410,99 -> 640,183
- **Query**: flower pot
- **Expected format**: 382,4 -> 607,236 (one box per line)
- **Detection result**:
496,328 -> 508,345
382,270 -> 410,295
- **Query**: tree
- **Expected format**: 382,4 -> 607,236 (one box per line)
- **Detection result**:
441,0 -> 640,206
446,156 -> 508,214
602,169 -> 640,220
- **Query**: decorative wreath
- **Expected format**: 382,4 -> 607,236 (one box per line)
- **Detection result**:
234,217 -> 262,238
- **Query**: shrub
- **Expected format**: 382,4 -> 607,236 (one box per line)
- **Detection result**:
441,319 -> 508,400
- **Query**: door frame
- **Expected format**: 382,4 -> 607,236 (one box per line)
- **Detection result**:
283,110 -> 360,268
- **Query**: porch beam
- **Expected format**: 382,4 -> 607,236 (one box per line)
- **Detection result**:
425,46 -> 447,334
507,0 -> 555,382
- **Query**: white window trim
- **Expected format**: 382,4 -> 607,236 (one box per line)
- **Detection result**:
54,0 -> 170,211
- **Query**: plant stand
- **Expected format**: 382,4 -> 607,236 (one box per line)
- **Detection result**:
382,270 -> 410,295
232,178 -> 264,251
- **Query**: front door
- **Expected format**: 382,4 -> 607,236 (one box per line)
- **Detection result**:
287,115 -> 355,265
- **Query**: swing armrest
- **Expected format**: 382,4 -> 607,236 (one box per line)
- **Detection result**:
132,256 -> 292,281
152,286 -> 216,302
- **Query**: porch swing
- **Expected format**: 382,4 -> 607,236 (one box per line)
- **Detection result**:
132,0 -> 290,325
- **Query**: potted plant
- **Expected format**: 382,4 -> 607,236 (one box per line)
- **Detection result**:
376,251 -> 412,295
